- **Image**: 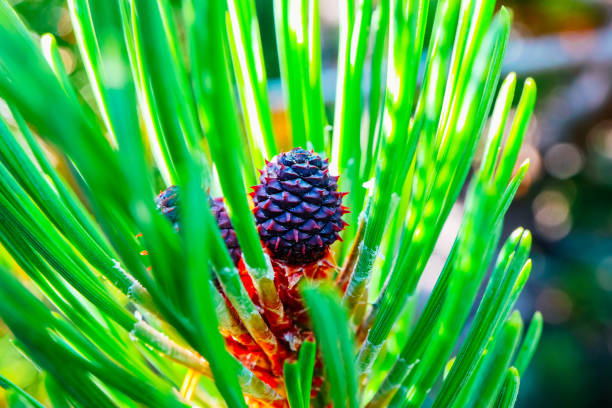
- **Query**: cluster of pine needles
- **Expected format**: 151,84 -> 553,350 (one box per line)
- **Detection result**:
0,0 -> 542,407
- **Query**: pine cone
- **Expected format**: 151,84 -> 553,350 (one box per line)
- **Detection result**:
155,186 -> 242,265
154,185 -> 179,230
251,148 -> 348,264
210,197 -> 242,265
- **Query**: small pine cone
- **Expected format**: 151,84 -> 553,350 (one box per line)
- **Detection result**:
251,148 -> 348,265
209,197 -> 242,265
154,185 -> 179,230
155,186 -> 242,265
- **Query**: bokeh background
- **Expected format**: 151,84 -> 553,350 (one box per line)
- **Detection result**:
1,0 -> 611,407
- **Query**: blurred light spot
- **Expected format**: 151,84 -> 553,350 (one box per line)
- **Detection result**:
101,40 -> 128,89
532,190 -> 572,240
544,143 -> 584,179
57,8 -> 73,38
536,288 -> 573,324
515,116 -> 542,197
596,257 -> 612,291
516,143 -> 542,197
524,113 -> 541,145
587,121 -> 612,160
585,122 -> 612,185
58,47 -> 76,75
39,139 -> 59,168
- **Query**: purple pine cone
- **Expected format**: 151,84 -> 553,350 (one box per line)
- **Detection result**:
155,186 -> 242,265
251,148 -> 348,264
209,197 -> 242,265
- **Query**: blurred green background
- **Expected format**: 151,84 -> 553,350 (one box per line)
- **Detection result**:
1,0 -> 611,407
